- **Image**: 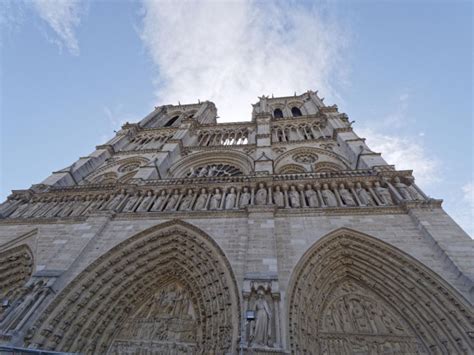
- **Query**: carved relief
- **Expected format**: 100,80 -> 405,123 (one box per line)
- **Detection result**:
187,164 -> 243,177
293,152 -> 318,164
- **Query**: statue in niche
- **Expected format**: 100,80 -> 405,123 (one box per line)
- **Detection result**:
0,196 -> 24,218
179,189 -> 194,211
339,183 -> 356,207
322,184 -> 338,207
255,183 -> 267,205
225,187 -> 236,209
355,182 -> 375,206
273,186 -> 284,207
165,190 -> 180,211
393,177 -> 413,200
239,187 -> 251,208
9,200 -> 31,218
288,186 -> 300,208
151,190 -> 167,211
250,289 -> 272,347
106,189 -> 127,212
136,191 -> 155,212
209,188 -> 222,210
305,184 -> 319,207
374,181 -> 394,205
122,192 -> 141,213
207,165 -> 218,177
194,188 -> 208,210
406,177 -> 424,200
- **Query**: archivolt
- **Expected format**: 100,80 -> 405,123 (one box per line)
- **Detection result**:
28,220 -> 240,354
274,147 -> 349,173
0,244 -> 33,304
287,228 -> 473,354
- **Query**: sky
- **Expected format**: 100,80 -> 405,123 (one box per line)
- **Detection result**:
0,0 -> 472,235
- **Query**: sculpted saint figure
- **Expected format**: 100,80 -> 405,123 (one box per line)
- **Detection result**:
288,186 -> 300,208
198,166 -> 208,177
45,197 -> 67,217
355,182 -> 375,206
21,197 -> 43,218
194,188 -> 208,210
255,183 -> 267,205
106,189 -> 127,212
225,187 -> 236,209
339,183 -> 356,207
9,200 -> 32,218
136,191 -> 155,212
209,188 -> 222,210
207,165 -> 217,177
393,177 -> 412,200
273,186 -> 284,208
251,290 -> 272,347
322,184 -> 338,207
304,184 -> 319,207
239,187 -> 251,208
122,192 -> 141,213
165,190 -> 180,211
406,177 -> 423,200
0,196 -> 24,218
179,189 -> 194,211
68,196 -> 86,216
374,182 -> 394,205
151,190 -> 167,211
30,197 -> 53,217
58,196 -> 80,217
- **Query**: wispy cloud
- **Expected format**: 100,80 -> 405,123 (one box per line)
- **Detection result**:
140,0 -> 348,122
32,0 -> 85,55
100,104 -> 139,143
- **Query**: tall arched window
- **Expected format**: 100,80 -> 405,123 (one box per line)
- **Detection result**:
273,108 -> 283,118
164,115 -> 180,127
291,107 -> 302,117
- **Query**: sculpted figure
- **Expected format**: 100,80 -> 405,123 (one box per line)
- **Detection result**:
68,196 -> 86,216
165,190 -> 180,211
273,186 -> 284,208
393,177 -> 412,200
207,165 -> 217,177
0,196 -> 24,218
106,189 -> 127,212
406,177 -> 423,200
9,200 -> 32,218
151,190 -> 167,211
30,197 -> 53,217
120,192 -> 140,212
322,184 -> 338,207
179,189 -> 194,211
288,186 -> 300,208
57,196 -> 79,217
355,182 -> 375,206
304,184 -> 319,207
198,166 -> 208,177
20,197 -> 42,218
339,183 -> 356,207
136,191 -> 155,212
44,197 -> 67,217
209,188 -> 222,210
374,182 -> 394,205
251,290 -> 272,347
239,187 -> 251,208
194,188 -> 208,210
255,183 -> 267,205
224,187 -> 236,209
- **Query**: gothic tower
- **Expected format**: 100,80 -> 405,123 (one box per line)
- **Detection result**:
0,91 -> 472,354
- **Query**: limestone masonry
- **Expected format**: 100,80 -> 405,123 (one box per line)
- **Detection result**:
0,91 -> 472,354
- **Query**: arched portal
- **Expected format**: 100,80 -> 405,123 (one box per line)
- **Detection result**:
287,228 -> 473,354
28,220 -> 240,354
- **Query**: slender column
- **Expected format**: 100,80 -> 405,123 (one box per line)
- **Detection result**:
332,183 -> 343,206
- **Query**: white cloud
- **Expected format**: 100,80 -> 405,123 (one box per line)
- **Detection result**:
358,128 -> 440,188
140,0 -> 347,122
32,0 -> 84,55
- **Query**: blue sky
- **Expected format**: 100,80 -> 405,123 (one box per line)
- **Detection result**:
1,0 -> 472,235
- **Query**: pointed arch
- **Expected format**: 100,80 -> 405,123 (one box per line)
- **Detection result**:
287,228 -> 473,354
0,244 -> 34,303
28,220 -> 240,354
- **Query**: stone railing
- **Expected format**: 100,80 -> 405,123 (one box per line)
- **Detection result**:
0,172 -> 430,220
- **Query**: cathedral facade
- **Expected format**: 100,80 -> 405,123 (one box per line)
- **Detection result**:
0,91 -> 472,354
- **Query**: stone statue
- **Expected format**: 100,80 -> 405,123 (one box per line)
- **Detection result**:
194,188 -> 208,210
224,188 -> 236,209
273,186 -> 284,208
322,184 -> 337,207
165,190 -> 180,211
198,166 -> 208,177
106,189 -> 127,212
58,196 -> 80,217
251,289 -> 272,347
393,177 -> 412,200
122,192 -> 141,213
304,184 -> 319,207
44,197 -> 66,217
9,200 -> 31,218
255,183 -> 267,205
288,186 -> 300,208
355,182 -> 375,206
150,190 -> 167,211
136,191 -> 155,212
179,189 -> 194,211
207,165 -> 217,177
339,184 -> 356,207
209,188 -> 222,210
406,177 -> 424,200
0,196 -> 24,218
374,182 -> 394,205
239,187 -> 251,208
69,196 -> 87,216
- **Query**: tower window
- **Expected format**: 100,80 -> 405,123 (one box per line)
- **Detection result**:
291,107 -> 302,117
273,108 -> 283,119
164,115 -> 180,127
